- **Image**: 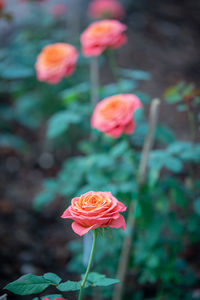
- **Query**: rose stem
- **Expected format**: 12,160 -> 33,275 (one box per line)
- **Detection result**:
113,98 -> 160,300
78,230 -> 98,300
106,49 -> 120,83
90,57 -> 99,106
188,110 -> 196,142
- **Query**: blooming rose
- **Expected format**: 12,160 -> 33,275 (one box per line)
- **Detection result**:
91,94 -> 142,138
88,0 -> 125,20
61,191 -> 126,236
81,20 -> 127,57
35,43 -> 78,84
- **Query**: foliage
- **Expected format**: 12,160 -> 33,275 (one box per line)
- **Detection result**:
4,272 -> 119,296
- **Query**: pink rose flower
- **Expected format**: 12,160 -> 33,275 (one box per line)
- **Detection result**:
19,0 -> 46,3
51,4 -> 67,17
61,191 -> 126,236
0,0 -> 4,11
81,19 -> 127,57
91,94 -> 142,138
35,43 -> 78,84
88,0 -> 125,20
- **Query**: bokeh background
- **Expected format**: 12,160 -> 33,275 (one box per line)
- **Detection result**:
0,0 -> 200,299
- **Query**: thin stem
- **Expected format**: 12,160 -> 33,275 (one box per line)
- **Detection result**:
138,99 -> 160,188
78,230 -> 97,300
90,57 -> 99,106
106,49 -> 119,82
113,98 -> 160,300
188,110 -> 196,142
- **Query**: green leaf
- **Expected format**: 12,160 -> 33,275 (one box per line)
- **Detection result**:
57,280 -> 82,291
43,273 -> 61,285
155,125 -> 176,145
164,157 -> 182,173
42,294 -> 63,300
47,111 -> 80,139
193,198 -> 200,215
61,82 -> 90,105
110,141 -> 128,158
167,142 -> 191,155
33,179 -> 57,210
33,295 -> 63,300
118,79 -> 136,93
0,64 -> 34,79
86,272 -> 120,287
177,104 -> 187,112
0,133 -> 28,153
120,69 -> 151,80
4,274 -> 51,295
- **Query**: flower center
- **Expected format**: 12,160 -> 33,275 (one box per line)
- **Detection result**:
90,23 -> 113,36
78,194 -> 111,211
42,45 -> 68,66
101,98 -> 125,119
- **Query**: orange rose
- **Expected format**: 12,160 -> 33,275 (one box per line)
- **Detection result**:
88,0 -> 125,20
91,94 -> 142,138
61,191 -> 126,236
35,43 -> 78,84
81,20 -> 127,57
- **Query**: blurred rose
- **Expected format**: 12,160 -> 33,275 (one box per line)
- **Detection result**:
81,19 -> 127,56
61,191 -> 126,236
0,0 -> 4,11
51,4 -> 67,17
19,0 -> 46,3
35,43 -> 78,84
91,94 -> 142,138
88,0 -> 125,20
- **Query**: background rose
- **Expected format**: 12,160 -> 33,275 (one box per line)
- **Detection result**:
35,43 -> 78,84
61,191 -> 126,236
81,20 -> 127,57
88,0 -> 125,20
51,4 -> 67,17
0,0 -> 4,11
91,94 -> 142,138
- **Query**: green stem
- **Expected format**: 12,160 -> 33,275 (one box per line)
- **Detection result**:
188,110 -> 196,142
90,57 -> 99,106
106,49 -> 119,83
78,230 -> 97,300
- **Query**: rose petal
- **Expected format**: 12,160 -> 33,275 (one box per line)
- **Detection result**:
109,214 -> 126,230
124,120 -> 135,134
61,207 -> 72,218
72,222 -> 97,236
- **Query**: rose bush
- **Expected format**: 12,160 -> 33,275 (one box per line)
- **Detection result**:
61,191 -> 126,236
35,43 -> 78,84
81,19 -> 127,56
91,93 -> 142,138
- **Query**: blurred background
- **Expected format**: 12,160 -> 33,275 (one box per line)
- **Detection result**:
0,0 -> 200,299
